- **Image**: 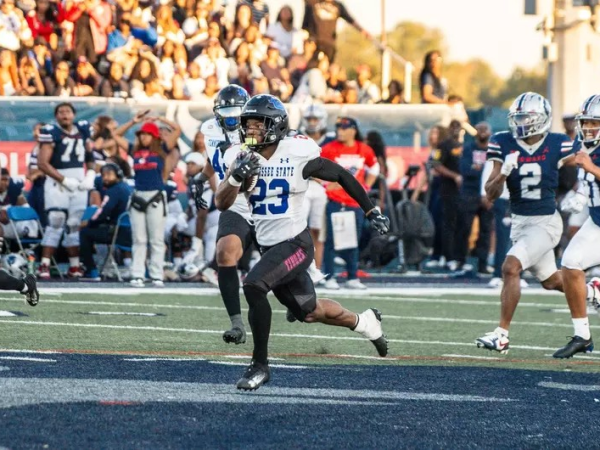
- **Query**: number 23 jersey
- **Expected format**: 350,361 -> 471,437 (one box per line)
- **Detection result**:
486,131 -> 576,216
224,135 -> 321,246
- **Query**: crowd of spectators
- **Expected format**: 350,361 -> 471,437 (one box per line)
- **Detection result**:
0,0 -> 415,105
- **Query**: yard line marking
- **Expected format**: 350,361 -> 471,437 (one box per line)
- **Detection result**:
539,381 -> 600,391
0,356 -> 56,363
208,361 -> 310,369
0,296 -> 568,311
123,358 -> 205,362
222,355 -> 285,361
0,319 -> 571,352
442,354 -> 502,361
0,349 -> 61,354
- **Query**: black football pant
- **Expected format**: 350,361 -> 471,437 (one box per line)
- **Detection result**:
456,194 -> 493,270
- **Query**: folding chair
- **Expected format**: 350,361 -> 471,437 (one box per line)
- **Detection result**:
100,212 -> 132,282
6,206 -> 63,278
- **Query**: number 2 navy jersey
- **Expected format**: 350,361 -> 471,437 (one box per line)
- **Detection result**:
201,118 -> 250,221
224,135 -> 321,246
486,131 -> 576,216
38,120 -> 93,171
576,141 -> 600,227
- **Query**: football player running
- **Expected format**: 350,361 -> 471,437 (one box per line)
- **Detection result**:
37,102 -> 95,278
215,95 -> 390,391
475,92 -> 586,356
557,95 -> 600,358
191,84 -> 253,345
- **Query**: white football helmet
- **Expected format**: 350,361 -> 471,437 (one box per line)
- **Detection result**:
576,94 -> 600,149
177,262 -> 200,280
507,92 -> 552,139
300,103 -> 328,135
2,253 -> 27,277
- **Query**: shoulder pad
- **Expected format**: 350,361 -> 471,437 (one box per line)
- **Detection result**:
201,119 -> 222,136
279,135 -> 321,160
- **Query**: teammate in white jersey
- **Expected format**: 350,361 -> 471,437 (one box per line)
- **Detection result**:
191,85 -> 252,345
215,95 -> 391,391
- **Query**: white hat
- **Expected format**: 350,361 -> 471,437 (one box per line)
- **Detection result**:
186,152 -> 206,167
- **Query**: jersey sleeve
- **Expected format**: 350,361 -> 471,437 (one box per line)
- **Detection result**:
558,134 -> 576,167
38,124 -> 56,145
487,134 -> 504,163
78,120 -> 93,141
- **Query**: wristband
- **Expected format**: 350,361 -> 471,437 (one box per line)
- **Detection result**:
228,177 -> 242,187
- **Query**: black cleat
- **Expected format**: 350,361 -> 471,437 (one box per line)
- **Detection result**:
236,360 -> 270,391
370,308 -> 389,357
553,336 -> 594,359
286,308 -> 297,323
22,274 -> 39,307
223,327 -> 246,345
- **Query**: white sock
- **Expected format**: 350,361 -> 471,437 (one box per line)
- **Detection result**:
573,317 -> 591,340
495,327 -> 509,337
353,310 -> 381,340
69,257 -> 80,268
41,257 -> 51,266
586,285 -> 595,302
123,258 -> 132,268
20,282 -> 28,293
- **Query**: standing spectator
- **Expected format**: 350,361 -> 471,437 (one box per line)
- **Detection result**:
0,49 -> 21,96
229,3 -> 252,42
430,120 -> 463,270
365,130 -> 388,179
302,0 -> 370,62
44,60 -> 76,97
73,56 -> 99,96
79,163 -> 132,280
237,0 -> 269,27
26,122 -> 47,227
194,37 -> 229,88
99,62 -> 130,98
380,79 -> 405,104
28,37 -> 54,79
355,64 -> 380,104
456,122 -> 493,273
18,54 -> 44,96
266,5 -> 303,59
25,0 -> 63,50
107,12 -> 133,53
114,112 -> 181,288
156,4 -> 184,47
66,0 -> 112,65
129,57 -> 159,98
291,52 -> 329,104
419,50 -> 448,104
321,117 -> 379,290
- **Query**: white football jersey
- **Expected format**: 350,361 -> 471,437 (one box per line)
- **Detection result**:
201,118 -> 251,221
224,135 -> 321,246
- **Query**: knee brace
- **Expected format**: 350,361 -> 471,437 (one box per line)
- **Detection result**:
42,210 -> 66,247
63,215 -> 81,248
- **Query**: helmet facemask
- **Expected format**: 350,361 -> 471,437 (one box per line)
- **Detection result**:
214,105 -> 244,132
240,115 -> 283,152
508,111 -> 550,139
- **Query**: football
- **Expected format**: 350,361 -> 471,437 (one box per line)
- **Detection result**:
241,174 -> 258,192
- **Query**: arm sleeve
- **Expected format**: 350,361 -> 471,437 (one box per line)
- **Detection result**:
303,157 -> 375,214
558,135 -> 577,167
487,135 -> 504,163
89,193 -> 118,227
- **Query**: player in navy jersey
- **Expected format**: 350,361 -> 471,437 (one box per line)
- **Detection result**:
475,92 -> 585,355
557,94 -> 600,358
37,102 -> 96,279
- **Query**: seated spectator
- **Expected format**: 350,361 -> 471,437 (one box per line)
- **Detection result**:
419,50 -> 448,104
73,56 -> 99,96
291,51 -> 329,104
129,56 -> 159,98
44,61 -> 76,97
326,62 -> 346,103
18,54 -> 45,96
182,2 -> 209,57
356,64 -> 380,104
157,39 -> 177,94
0,0 -> 32,52
251,74 -> 270,95
79,163 -> 132,281
266,5 -> 303,59
182,61 -> 206,100
0,49 -> 21,96
28,37 -> 54,79
287,37 -> 316,90
107,12 -> 134,54
193,37 -> 229,88
228,3 -> 252,43
202,73 -> 219,99
25,0 -> 63,50
380,79 -> 405,104
259,43 -> 292,101
228,41 -> 262,84
0,169 -> 39,245
238,0 -> 269,27
342,80 -> 359,104
99,62 -> 130,98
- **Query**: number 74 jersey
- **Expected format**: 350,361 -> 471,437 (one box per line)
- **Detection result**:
486,131 -> 577,216
224,135 -> 321,246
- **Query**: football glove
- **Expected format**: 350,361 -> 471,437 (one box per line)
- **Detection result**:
190,176 -> 208,210
61,177 -> 80,192
501,152 -> 519,177
368,209 -> 390,235
230,151 -> 260,182
560,189 -> 587,214
78,170 -> 96,191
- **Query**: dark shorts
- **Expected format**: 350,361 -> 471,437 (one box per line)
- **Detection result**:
244,229 -> 316,321
216,210 -> 254,251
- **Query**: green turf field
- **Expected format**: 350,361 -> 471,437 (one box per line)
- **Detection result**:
1,288 -> 599,372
